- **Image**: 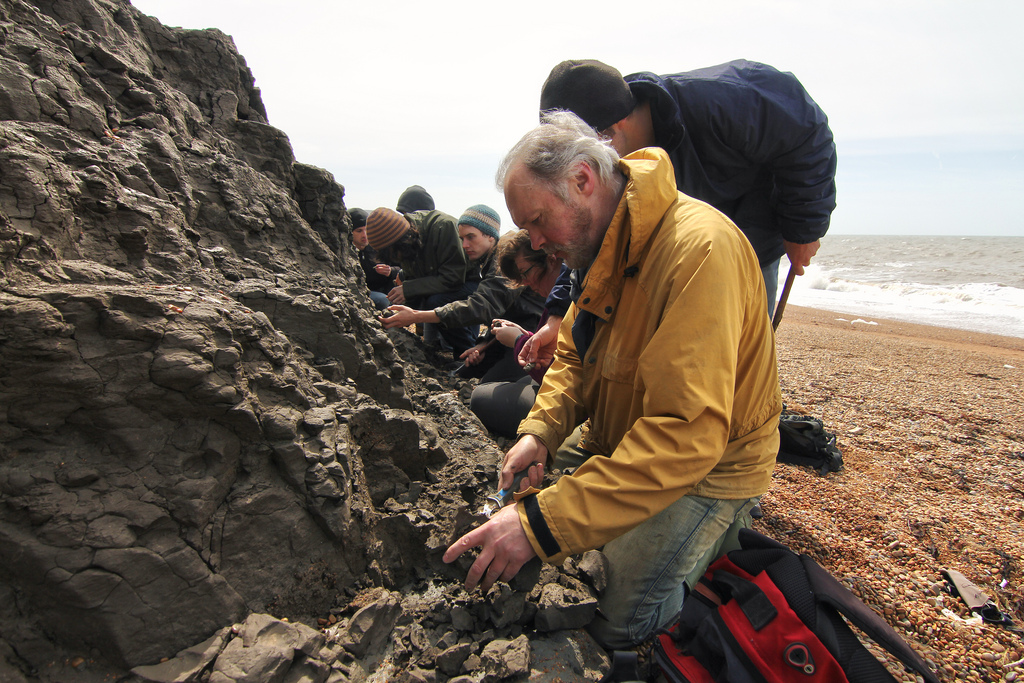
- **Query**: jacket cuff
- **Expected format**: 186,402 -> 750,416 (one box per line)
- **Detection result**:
517,420 -> 565,463
517,496 -> 569,564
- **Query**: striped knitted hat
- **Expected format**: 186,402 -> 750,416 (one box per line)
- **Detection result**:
365,207 -> 411,250
457,204 -> 501,240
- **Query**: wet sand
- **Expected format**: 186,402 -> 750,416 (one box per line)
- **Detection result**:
762,306 -> 1024,681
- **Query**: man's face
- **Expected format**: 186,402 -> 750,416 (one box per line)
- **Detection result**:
504,164 -> 601,270
352,226 -> 368,250
458,225 -> 495,262
600,126 -> 631,157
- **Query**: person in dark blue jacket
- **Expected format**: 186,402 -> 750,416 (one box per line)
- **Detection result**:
539,59 -> 837,314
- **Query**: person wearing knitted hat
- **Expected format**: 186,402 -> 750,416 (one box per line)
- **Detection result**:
349,207 -> 397,311
539,58 -> 837,316
365,205 -> 477,355
396,185 -> 435,214
382,204 -> 544,382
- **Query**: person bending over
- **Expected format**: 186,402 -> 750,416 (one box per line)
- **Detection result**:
365,206 -> 473,355
539,58 -> 836,315
444,112 -> 781,650
381,205 -> 543,377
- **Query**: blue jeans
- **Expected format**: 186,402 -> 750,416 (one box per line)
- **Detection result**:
586,493 -> 761,650
762,258 -> 780,318
369,290 -> 390,311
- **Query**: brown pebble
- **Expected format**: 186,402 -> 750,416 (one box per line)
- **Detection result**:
70,657 -> 85,668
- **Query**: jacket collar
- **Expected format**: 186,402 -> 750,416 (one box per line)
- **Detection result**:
576,147 -> 678,321
624,72 -> 685,153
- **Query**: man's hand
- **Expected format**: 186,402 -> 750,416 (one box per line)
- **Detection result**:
374,263 -> 393,276
443,504 -> 537,593
380,305 -> 418,329
783,239 -> 820,276
491,319 -> 526,347
500,435 -> 549,492
387,285 -> 405,305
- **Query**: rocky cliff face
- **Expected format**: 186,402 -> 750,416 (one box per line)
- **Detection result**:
0,1 -> 608,681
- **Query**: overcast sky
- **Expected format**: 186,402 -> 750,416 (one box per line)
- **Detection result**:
131,0 -> 1024,237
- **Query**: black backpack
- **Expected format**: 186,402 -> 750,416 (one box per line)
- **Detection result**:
654,529 -> 939,683
777,413 -> 843,475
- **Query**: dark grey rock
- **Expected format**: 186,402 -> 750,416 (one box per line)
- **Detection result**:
436,642 -> 473,676
335,590 -> 403,659
534,583 -> 600,632
479,635 -> 531,682
130,627 -> 231,682
576,550 -> 609,594
0,1 -> 619,681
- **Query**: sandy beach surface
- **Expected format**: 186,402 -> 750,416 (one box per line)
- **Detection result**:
763,306 -> 1024,681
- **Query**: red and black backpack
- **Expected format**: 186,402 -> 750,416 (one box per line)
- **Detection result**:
654,529 -> 940,683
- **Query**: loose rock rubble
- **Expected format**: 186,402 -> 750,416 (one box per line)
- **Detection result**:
2,1 -> 1022,682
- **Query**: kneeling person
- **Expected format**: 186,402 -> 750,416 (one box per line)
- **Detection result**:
445,113 -> 782,650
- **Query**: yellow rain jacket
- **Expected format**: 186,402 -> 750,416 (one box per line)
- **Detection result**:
517,148 -> 782,564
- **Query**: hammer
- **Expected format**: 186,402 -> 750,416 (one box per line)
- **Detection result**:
772,264 -> 797,332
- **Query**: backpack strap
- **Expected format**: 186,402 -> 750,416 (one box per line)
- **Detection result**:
802,556 -> 940,683
708,570 -> 778,631
597,650 -> 643,683
737,529 -> 940,683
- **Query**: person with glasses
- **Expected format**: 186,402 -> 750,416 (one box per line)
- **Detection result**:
469,230 -> 571,438
445,112 -> 781,650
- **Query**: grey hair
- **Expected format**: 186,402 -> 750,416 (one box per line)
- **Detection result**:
495,110 -> 622,201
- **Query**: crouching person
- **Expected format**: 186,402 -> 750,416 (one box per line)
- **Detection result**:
365,206 -> 474,355
469,230 -> 569,438
382,205 -> 543,376
444,112 -> 782,650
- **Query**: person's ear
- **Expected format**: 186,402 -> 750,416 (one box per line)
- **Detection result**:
571,161 -> 597,198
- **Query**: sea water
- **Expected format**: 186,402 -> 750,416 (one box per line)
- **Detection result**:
779,235 -> 1024,339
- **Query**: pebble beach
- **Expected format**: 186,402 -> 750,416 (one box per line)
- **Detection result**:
762,305 -> 1024,682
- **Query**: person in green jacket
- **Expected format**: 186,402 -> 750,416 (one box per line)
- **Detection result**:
365,206 -> 475,355
380,205 -> 543,376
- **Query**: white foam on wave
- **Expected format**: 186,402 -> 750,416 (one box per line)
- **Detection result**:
786,264 -> 1024,338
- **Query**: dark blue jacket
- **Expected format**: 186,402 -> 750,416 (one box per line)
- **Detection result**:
625,60 -> 837,266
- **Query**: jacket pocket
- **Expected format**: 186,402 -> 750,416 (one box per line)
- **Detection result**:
600,352 -> 638,386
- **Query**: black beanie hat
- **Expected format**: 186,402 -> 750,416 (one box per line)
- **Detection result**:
348,208 -> 368,229
396,185 -> 435,214
539,59 -> 636,132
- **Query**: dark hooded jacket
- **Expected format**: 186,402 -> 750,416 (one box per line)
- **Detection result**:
434,247 -> 543,331
396,210 -> 468,301
358,246 -> 396,294
625,60 -> 837,267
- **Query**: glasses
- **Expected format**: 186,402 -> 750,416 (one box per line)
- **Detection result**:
518,263 -> 541,283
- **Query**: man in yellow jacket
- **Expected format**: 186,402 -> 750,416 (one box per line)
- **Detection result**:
444,112 -> 782,649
